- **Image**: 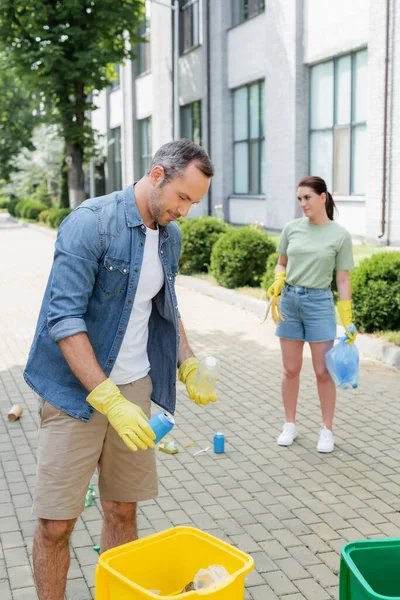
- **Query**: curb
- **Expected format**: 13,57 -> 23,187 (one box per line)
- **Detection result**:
7,216 -> 57,238
177,275 -> 400,370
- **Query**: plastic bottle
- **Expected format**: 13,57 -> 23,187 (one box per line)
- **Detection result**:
85,485 -> 96,508
195,356 -> 220,391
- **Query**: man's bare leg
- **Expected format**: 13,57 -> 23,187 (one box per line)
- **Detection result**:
100,500 -> 137,553
33,518 -> 76,600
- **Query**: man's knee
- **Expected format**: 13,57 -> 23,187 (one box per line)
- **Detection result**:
36,518 -> 76,545
102,501 -> 137,525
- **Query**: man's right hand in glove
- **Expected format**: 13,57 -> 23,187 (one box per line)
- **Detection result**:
86,378 -> 156,452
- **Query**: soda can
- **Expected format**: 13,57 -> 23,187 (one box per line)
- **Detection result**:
148,411 -> 175,444
213,432 -> 225,454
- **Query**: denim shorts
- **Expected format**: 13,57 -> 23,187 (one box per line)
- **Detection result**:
276,285 -> 336,343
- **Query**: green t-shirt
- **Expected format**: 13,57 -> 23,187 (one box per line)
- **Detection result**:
277,218 -> 354,289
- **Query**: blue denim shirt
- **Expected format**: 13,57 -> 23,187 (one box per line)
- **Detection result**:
24,185 -> 182,421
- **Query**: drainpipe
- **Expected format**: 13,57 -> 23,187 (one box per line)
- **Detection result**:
206,0 -> 212,216
378,0 -> 391,239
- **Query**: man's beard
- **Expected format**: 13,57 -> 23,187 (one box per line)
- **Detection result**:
148,187 -> 165,226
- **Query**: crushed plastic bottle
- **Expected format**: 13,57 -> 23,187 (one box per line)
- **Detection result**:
194,356 -> 220,391
85,485 -> 96,508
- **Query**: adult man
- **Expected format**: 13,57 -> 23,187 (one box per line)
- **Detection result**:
24,139 -> 216,600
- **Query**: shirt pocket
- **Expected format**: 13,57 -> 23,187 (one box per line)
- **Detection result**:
98,256 -> 130,296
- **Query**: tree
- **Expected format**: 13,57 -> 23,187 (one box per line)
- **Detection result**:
0,1 -> 145,207
5,125 -> 64,200
0,56 -> 38,182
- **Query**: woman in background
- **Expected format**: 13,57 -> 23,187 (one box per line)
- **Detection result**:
268,176 -> 356,453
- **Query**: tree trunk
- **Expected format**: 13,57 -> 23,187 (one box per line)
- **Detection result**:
66,141 -> 85,208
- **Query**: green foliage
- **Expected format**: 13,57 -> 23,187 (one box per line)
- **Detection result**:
261,252 -> 280,293
351,252 -> 400,333
0,0 -> 146,200
32,181 -> 52,208
8,196 -> 20,216
4,125 -> 64,200
38,209 -> 50,224
14,199 -> 29,218
47,208 -> 72,229
0,56 -> 38,181
179,217 -> 231,275
210,227 -> 277,289
21,201 -> 48,220
0,196 -> 9,209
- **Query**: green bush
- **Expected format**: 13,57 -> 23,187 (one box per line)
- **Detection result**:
179,217 -> 231,275
14,199 -> 30,217
32,181 -> 52,208
210,226 -> 277,289
47,207 -> 72,228
261,251 -> 280,293
22,201 -> 48,220
351,252 -> 400,333
38,209 -> 50,223
8,196 -> 19,216
0,196 -> 9,209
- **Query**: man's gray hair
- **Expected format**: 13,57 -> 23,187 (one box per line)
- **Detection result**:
147,139 -> 214,183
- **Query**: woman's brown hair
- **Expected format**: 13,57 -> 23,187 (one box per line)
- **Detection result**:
297,176 -> 336,221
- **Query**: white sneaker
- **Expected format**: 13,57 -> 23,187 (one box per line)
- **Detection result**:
317,425 -> 334,453
277,422 -> 297,446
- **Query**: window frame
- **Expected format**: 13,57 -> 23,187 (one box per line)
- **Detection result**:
109,126 -> 122,191
137,14 -> 151,76
139,117 -> 152,177
232,79 -> 265,196
309,49 -> 368,197
232,0 -> 265,28
180,100 -> 202,145
179,0 -> 201,55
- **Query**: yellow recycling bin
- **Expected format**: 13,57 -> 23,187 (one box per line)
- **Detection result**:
95,526 -> 254,599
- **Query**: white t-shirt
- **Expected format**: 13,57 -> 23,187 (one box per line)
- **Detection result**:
111,227 -> 165,385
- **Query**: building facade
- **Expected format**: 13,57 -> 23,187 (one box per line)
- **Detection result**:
91,0 -> 400,245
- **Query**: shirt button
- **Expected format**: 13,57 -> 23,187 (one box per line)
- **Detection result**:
128,299 -> 132,304
141,225 -> 145,230
123,269 -> 127,273
119,330 -> 123,335
108,359 -> 114,364
169,276 -> 172,280
109,266 -> 113,271
140,242 -> 144,246
161,250 -> 164,254
134,268 -> 138,273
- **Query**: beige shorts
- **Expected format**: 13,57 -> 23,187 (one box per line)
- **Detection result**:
34,375 -> 158,520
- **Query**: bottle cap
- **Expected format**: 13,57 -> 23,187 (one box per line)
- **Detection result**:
204,356 -> 218,369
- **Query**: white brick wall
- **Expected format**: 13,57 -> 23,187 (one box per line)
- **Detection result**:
304,0 -> 369,64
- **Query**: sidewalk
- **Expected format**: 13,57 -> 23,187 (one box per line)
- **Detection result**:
1,212 -> 400,600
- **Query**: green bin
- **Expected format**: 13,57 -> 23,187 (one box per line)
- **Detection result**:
340,539 -> 400,599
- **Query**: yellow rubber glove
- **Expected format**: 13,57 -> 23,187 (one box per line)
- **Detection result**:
337,300 -> 357,344
267,270 -> 286,298
270,296 -> 286,325
178,357 -> 217,406
86,379 -> 156,452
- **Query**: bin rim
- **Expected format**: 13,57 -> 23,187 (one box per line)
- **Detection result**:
97,526 -> 254,598
341,538 -> 400,600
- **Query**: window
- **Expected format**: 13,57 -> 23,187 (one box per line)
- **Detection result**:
233,80 -> 265,195
180,101 -> 202,145
140,117 -> 152,176
111,64 -> 120,90
179,0 -> 200,54
109,127 -> 122,191
309,49 -> 367,195
138,8 -> 151,74
232,0 -> 265,27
